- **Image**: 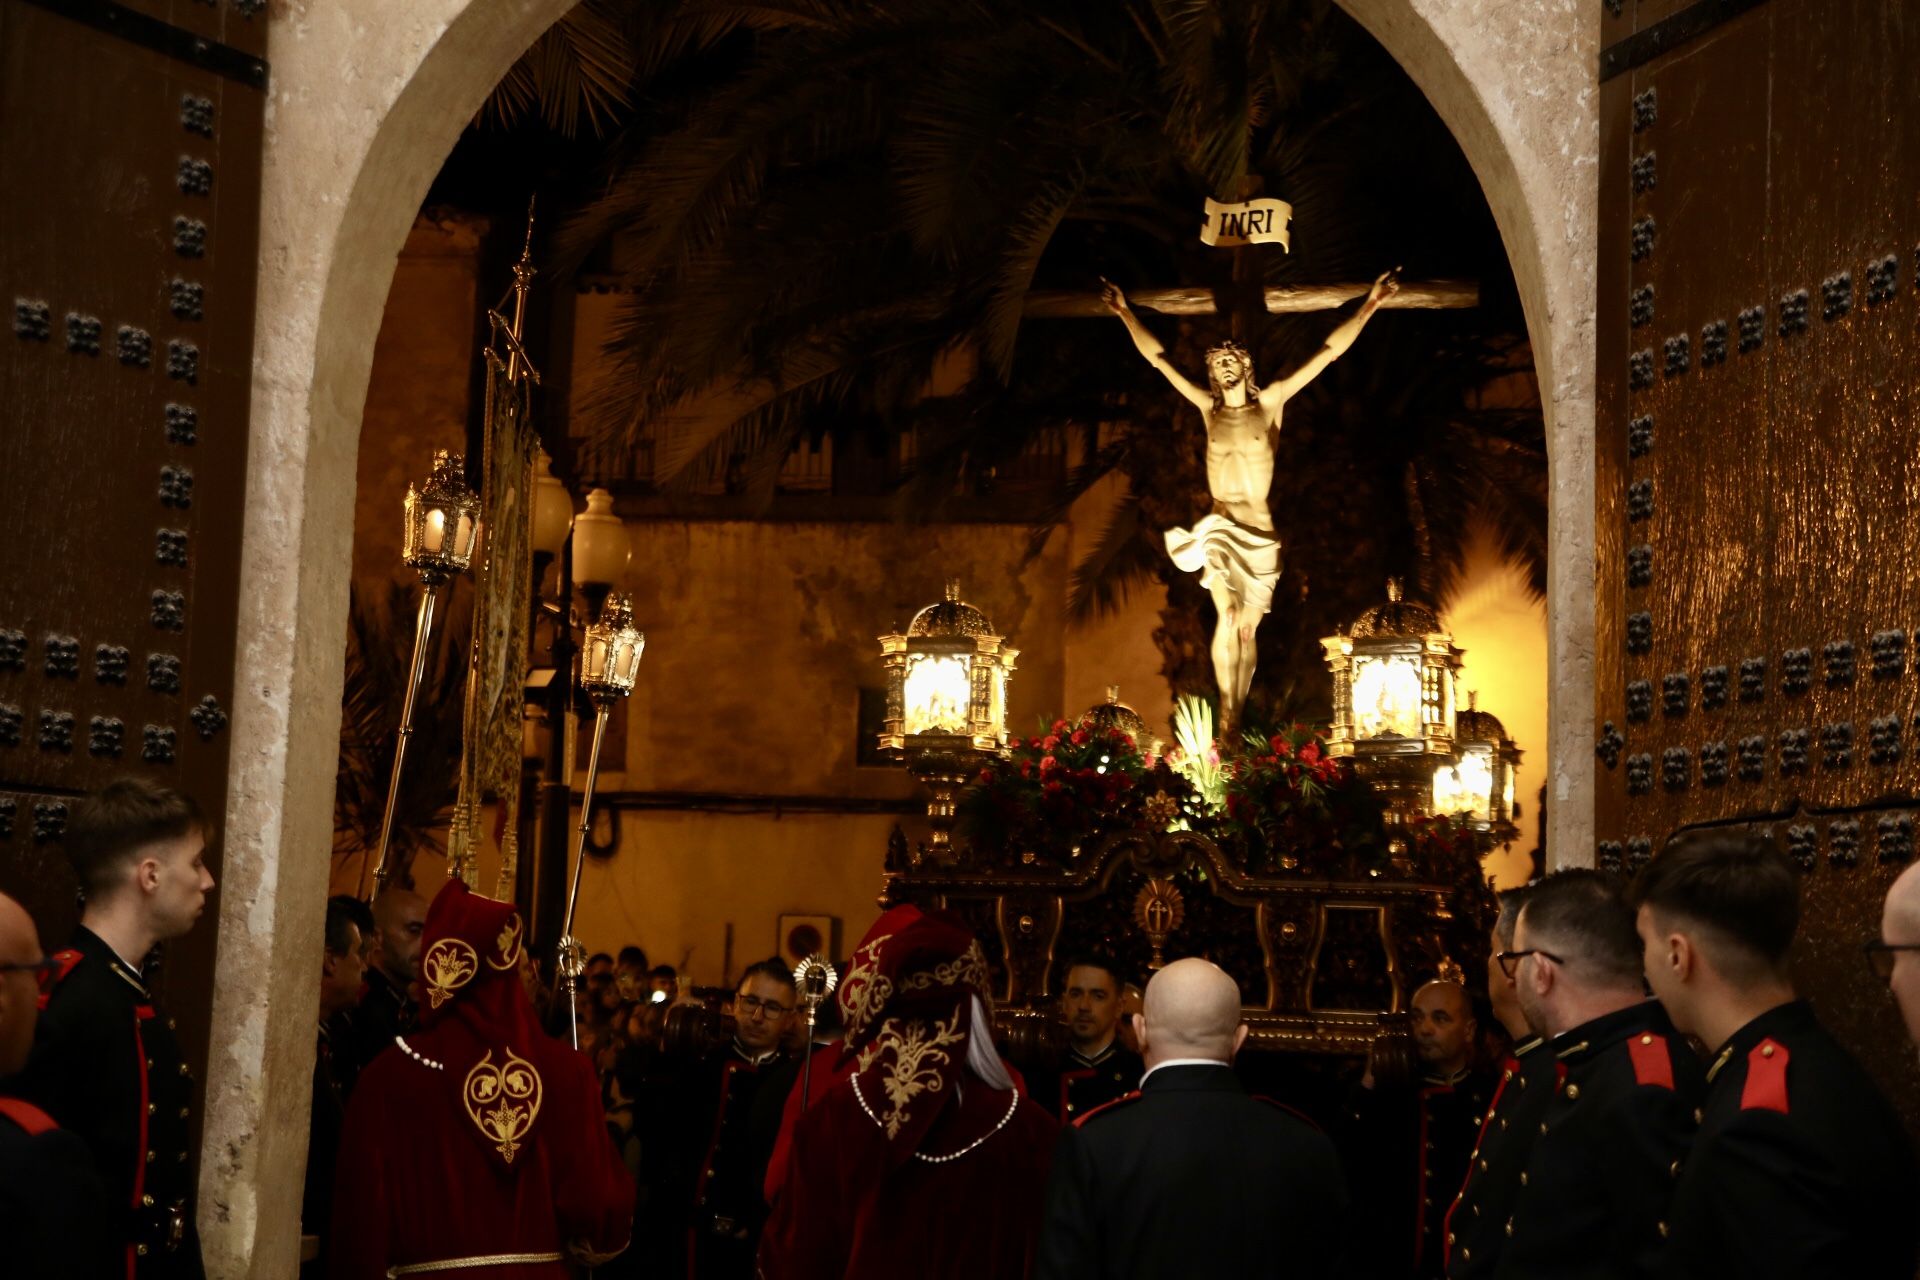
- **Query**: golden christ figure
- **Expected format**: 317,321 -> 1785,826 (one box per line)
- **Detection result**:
1102,269 -> 1400,730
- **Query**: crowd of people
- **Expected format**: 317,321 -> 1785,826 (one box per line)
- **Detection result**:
7,774 -> 1920,1278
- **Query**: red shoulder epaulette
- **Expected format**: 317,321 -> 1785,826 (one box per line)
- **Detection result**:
1071,1090 -> 1142,1128
1739,1039 -> 1790,1114
1626,1031 -> 1676,1090
0,1097 -> 59,1136
1253,1095 -> 1325,1132
33,948 -> 83,1012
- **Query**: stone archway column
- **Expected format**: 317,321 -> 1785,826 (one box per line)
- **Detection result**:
1335,0 -> 1599,870
203,1 -> 577,1274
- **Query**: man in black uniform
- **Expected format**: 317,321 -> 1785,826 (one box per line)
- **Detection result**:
1446,887 -> 1550,1280
1032,953 -> 1144,1123
0,888 -> 111,1276
1633,831 -> 1920,1278
334,885 -> 424,1094
1487,870 -> 1700,1280
1345,978 -> 1496,1279
642,957 -> 794,1279
1036,957 -> 1346,1278
14,776 -> 215,1278
304,894 -> 370,1275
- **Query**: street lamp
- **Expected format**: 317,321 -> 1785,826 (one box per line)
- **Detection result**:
878,580 -> 1018,856
570,487 -> 631,619
556,592 -> 645,1048
1321,578 -> 1462,829
363,449 -> 481,898
1432,691 -> 1522,840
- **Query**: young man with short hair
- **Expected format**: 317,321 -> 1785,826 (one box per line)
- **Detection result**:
305,894 -> 370,1276
1482,869 -> 1700,1279
14,776 -> 215,1278
1633,831 -> 1920,1277
1036,953 -> 1144,1122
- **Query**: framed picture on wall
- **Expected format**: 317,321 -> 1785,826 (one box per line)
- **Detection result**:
778,914 -> 839,969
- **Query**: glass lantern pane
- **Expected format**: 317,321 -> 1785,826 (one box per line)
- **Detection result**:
1432,762 -> 1461,814
1351,655 -> 1424,739
904,653 -> 972,735
1456,748 -> 1494,821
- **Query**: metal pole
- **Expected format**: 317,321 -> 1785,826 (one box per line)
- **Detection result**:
800,1005 -> 819,1110
363,581 -> 439,900
559,702 -> 610,1050
535,540 -> 575,966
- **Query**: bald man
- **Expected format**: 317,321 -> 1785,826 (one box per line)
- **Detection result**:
0,891 -> 111,1275
1879,863 -> 1920,1053
1345,979 -> 1499,1278
336,886 -> 426,1093
1036,958 -> 1346,1278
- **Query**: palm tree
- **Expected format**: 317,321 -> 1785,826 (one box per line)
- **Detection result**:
535,0 -> 1543,719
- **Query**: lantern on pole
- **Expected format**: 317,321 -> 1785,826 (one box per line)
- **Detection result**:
364,449 -> 482,899
1321,578 -> 1462,827
556,592 -> 645,1048
878,580 -> 1018,854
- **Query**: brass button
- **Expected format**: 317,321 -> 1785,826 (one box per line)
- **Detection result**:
179,1107 -> 189,1119
1658,1221 -> 1669,1238
1424,1197 -> 1433,1208
1761,1044 -> 1775,1058
1447,1233 -> 1456,1246
137,1246 -> 149,1257
147,1104 -> 157,1116
1503,1069 -> 1514,1081
145,1059 -> 154,1069
146,1151 -> 156,1163
1500,1118 -> 1509,1131
142,1194 -> 155,1207
177,1152 -> 187,1163
1520,1171 -> 1529,1186
1640,1034 -> 1652,1045
1461,1247 -> 1472,1262
1670,1160 -> 1681,1177
1565,1084 -> 1580,1101
1470,1147 -> 1480,1159
167,1017 -> 177,1030
1505,1220 -> 1514,1238
1471,1205 -> 1481,1217
1479,1159 -> 1489,1172
178,1063 -> 191,1076
1693,1108 -> 1703,1124
1539,1123 -> 1549,1135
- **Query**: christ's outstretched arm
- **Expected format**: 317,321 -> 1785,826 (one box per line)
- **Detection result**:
1263,268 -> 1402,407
1101,280 -> 1213,412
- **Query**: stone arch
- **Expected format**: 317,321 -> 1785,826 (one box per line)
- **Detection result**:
207,1 -> 1595,1271
1333,0 -> 1599,876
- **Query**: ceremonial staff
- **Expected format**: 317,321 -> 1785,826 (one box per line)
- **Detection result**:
792,956 -> 838,1109
556,593 -> 644,1048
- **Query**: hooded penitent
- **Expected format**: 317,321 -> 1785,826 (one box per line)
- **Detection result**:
836,903 -> 994,1164
414,879 -> 547,1168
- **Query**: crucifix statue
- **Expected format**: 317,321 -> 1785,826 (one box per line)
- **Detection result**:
1100,268 -> 1401,731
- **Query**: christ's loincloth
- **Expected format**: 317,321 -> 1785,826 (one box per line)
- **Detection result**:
1165,513 -> 1282,615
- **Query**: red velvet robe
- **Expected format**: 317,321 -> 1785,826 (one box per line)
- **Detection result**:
759,1075 -> 1058,1280
328,1026 -> 633,1279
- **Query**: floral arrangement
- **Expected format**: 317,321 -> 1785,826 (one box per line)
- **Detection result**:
956,716 -> 1157,865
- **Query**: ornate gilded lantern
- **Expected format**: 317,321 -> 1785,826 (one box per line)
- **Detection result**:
1432,692 -> 1522,839
401,449 -> 481,586
1081,684 -> 1147,743
1321,578 -> 1462,824
878,580 -> 1019,852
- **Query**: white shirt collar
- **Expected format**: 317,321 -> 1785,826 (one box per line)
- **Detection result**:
1140,1056 -> 1229,1084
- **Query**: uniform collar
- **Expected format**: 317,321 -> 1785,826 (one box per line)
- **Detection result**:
73,925 -> 150,998
1550,999 -> 1667,1061
1512,1035 -> 1546,1058
1421,1062 -> 1476,1087
1140,1059 -> 1237,1089
1068,1038 -> 1121,1068
731,1039 -> 783,1068
1707,999 -> 1812,1084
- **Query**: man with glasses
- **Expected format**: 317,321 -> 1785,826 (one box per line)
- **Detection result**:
656,957 -> 796,1279
1482,870 -> 1700,1279
0,889 -> 110,1274
1634,831 -> 1919,1278
1876,861 -> 1920,1054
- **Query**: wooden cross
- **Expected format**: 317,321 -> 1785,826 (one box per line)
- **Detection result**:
1022,279 -> 1478,318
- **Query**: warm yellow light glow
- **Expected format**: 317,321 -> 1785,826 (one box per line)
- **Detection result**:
904,654 -> 972,735
1352,655 -> 1423,739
